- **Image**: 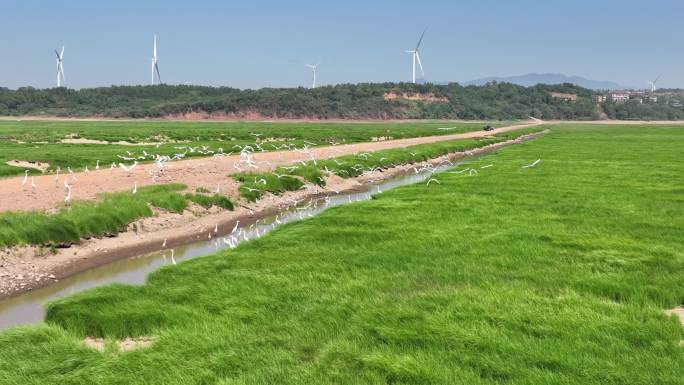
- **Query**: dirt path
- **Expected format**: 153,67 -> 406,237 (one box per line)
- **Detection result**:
0,121 -> 541,213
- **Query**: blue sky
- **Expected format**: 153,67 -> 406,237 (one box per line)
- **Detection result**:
0,0 -> 682,89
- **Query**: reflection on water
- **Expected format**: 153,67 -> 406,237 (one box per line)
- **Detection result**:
0,163 -> 453,329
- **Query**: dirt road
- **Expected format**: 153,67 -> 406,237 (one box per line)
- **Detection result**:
0,121 -> 541,213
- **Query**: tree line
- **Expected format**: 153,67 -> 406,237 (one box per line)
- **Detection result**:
0,82 -> 682,120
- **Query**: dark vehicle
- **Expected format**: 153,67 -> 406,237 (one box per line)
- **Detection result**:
483,125 -> 495,131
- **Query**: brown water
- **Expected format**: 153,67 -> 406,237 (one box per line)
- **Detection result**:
0,164 -> 453,329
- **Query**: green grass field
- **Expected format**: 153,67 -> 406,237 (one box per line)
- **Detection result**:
0,124 -> 682,384
0,184 -> 233,248
0,120 -> 501,177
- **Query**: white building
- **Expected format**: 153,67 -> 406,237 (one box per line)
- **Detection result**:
609,92 -> 630,103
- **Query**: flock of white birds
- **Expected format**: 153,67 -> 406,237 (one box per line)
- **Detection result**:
18,130 -> 541,266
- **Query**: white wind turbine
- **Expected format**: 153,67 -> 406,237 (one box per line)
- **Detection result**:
306,64 -> 318,88
648,75 -> 660,93
405,29 -> 426,84
151,35 -> 161,85
55,46 -> 65,87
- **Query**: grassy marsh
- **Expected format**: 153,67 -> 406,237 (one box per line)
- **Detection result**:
0,124 -> 682,384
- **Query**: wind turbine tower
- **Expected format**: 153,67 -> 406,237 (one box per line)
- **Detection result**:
648,75 -> 660,93
55,46 -> 65,87
405,29 -> 426,84
306,64 -> 318,89
151,35 -> 161,85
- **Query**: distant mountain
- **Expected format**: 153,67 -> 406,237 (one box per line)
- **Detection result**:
459,73 -> 626,90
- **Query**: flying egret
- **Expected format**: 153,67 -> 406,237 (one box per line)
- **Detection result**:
119,162 -> 138,172
22,170 -> 28,186
522,159 -> 541,168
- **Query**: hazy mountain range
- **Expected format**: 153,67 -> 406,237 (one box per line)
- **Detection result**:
452,73 -> 628,90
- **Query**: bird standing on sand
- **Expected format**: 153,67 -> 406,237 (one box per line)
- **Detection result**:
64,184 -> 72,204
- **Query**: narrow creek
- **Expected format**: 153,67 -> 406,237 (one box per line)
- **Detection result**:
0,163 -> 455,330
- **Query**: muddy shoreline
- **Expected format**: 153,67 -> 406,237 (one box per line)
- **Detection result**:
0,130 -> 548,300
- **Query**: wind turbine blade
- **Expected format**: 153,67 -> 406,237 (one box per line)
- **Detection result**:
654,75 -> 660,83
415,28 -> 427,50
55,49 -> 61,59
155,63 -> 161,83
415,52 -> 424,77
60,46 -> 64,58
153,35 -> 157,58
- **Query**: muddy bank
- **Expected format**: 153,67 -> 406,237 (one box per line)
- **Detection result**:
0,130 -> 549,300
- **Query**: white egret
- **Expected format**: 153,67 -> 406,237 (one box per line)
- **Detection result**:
64,185 -> 72,204
522,159 -> 541,168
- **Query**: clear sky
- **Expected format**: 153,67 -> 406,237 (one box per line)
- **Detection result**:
0,0 -> 682,89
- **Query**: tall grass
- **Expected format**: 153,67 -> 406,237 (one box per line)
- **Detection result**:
0,184 -> 234,247
185,193 -> 234,210
234,172 -> 304,201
